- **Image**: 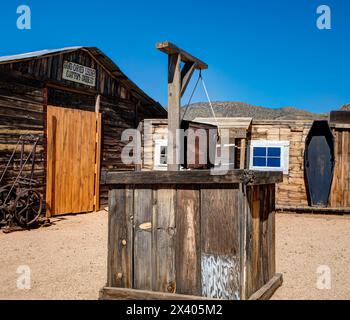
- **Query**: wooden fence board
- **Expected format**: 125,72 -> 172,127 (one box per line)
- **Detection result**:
107,187 -> 133,288
152,187 -> 176,293
175,186 -> 201,296
200,185 -> 240,300
134,187 -> 153,290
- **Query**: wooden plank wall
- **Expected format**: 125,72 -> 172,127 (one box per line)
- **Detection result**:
243,184 -> 275,299
329,128 -> 350,207
107,182 -> 276,299
200,185 -> 241,300
107,185 -> 240,300
0,77 -> 45,198
176,186 -> 201,295
142,119 -> 168,170
107,187 -> 133,288
251,120 -> 312,207
1,50 -> 120,97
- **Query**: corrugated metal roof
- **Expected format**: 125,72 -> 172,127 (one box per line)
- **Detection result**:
0,46 -> 82,63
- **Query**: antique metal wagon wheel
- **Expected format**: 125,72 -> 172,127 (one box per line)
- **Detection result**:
0,185 -> 17,224
14,190 -> 42,227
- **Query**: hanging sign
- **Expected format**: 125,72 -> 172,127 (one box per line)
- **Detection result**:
62,61 -> 96,87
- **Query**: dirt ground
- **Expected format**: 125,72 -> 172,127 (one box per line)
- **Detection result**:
272,213 -> 350,300
0,211 -> 349,300
0,211 -> 108,300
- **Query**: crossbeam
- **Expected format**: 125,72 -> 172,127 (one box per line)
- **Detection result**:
156,41 -> 208,70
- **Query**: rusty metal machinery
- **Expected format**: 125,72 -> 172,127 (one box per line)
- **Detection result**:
0,135 -> 43,228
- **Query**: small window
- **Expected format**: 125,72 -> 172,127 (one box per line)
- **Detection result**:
249,140 -> 289,174
154,139 -> 168,170
253,147 -> 281,168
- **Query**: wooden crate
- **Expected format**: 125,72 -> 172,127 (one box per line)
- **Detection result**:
100,170 -> 283,300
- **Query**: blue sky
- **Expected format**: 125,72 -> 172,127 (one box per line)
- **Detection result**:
0,0 -> 349,113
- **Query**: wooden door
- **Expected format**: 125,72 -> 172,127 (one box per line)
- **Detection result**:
46,105 -> 101,216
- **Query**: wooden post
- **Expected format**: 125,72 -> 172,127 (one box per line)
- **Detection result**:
157,41 -> 208,171
94,95 -> 102,211
240,138 -> 247,169
167,54 -> 181,171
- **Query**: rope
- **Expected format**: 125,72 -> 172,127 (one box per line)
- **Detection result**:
181,70 -> 220,140
181,72 -> 201,122
200,72 -> 220,129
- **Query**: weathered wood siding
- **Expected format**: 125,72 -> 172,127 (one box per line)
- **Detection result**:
0,48 -> 166,210
251,120 -> 312,207
142,119 -> 247,171
106,171 -> 280,300
244,184 -> 275,299
142,119 -> 168,170
0,49 -> 120,97
330,127 -> 350,207
107,184 -> 242,299
0,76 -> 45,196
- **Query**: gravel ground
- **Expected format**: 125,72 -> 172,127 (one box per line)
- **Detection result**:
0,211 -> 349,300
272,213 -> 350,300
0,211 -> 107,300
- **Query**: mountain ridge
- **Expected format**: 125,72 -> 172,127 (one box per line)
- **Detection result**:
340,103 -> 350,111
181,101 -> 328,121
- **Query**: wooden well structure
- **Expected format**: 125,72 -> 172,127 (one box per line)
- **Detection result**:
100,42 -> 283,300
100,170 -> 283,300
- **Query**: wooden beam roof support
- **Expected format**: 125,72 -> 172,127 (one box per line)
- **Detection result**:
180,61 -> 197,97
156,41 -> 208,171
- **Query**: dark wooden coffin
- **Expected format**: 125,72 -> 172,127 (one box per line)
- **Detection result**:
304,120 -> 335,207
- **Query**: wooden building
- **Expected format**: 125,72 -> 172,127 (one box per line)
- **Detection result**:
141,115 -> 350,213
0,47 -> 166,217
